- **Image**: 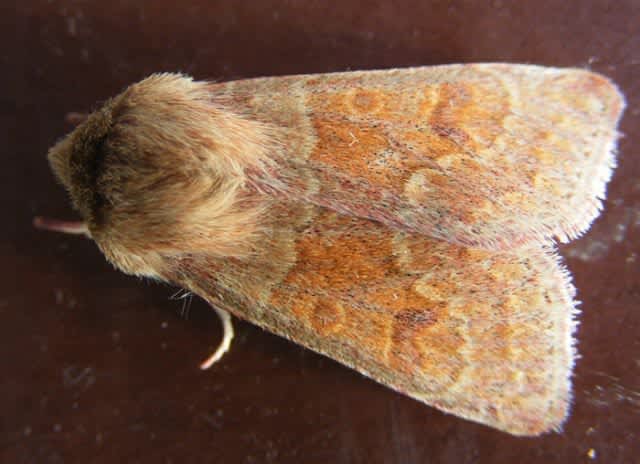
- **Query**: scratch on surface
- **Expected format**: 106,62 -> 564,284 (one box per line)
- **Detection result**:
564,205 -> 640,262
53,289 -> 78,309
200,410 -> 225,430
62,366 -> 96,391
338,395 -> 361,463
583,371 -> 640,411
388,398 -> 420,464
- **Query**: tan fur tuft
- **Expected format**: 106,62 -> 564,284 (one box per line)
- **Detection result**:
48,73 -> 276,277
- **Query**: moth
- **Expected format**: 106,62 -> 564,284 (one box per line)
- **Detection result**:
36,64 -> 625,435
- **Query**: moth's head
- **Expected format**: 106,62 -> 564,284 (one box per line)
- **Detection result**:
46,73 -> 270,278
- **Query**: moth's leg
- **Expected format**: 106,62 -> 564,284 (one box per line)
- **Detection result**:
200,307 -> 234,369
65,112 -> 88,126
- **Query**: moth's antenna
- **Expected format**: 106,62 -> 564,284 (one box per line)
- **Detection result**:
33,217 -> 89,236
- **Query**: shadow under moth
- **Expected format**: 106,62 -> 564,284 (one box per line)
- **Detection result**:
36,64 -> 625,435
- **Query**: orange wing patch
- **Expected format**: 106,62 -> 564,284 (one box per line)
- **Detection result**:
264,207 -> 573,425
269,209 -> 442,365
301,72 -> 527,245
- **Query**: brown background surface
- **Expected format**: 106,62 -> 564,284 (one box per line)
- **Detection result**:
2,1 -> 639,463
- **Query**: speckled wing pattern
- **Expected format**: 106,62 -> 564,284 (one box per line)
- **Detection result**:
169,203 -> 576,436
219,64 -> 624,249
164,65 -> 623,435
